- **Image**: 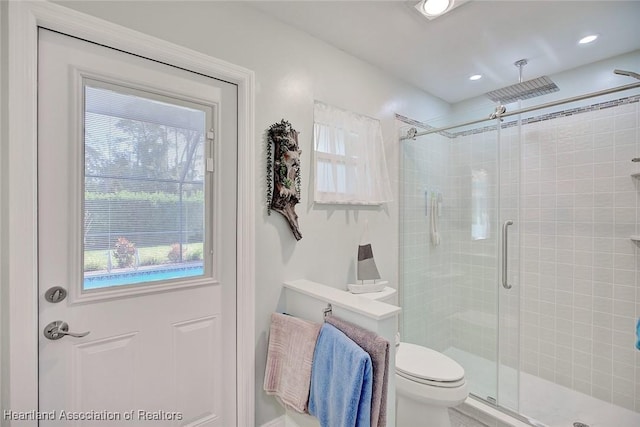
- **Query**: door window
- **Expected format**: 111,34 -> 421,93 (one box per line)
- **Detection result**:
83,80 -> 212,290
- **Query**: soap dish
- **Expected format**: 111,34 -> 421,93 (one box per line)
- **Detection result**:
348,281 -> 387,294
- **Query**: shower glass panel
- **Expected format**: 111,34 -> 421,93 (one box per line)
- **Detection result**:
399,114 -> 520,409
497,114 -> 521,413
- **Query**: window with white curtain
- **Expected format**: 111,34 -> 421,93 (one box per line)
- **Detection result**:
313,102 -> 392,205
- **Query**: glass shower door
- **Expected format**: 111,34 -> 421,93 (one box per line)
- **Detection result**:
496,115 -> 521,413
399,113 -> 521,409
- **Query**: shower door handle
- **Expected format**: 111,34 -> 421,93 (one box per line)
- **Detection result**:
502,220 -> 513,290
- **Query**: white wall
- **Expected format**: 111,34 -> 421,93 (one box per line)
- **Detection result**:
47,1 -> 450,424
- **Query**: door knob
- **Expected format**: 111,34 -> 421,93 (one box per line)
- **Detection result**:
43,321 -> 90,340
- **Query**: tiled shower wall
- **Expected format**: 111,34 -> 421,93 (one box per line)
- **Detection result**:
399,95 -> 640,413
517,100 -> 640,412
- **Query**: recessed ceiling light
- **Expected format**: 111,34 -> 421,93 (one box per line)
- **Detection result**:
469,74 -> 482,81
423,0 -> 452,16
578,34 -> 598,44
416,0 -> 455,19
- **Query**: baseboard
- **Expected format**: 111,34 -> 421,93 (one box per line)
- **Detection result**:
260,415 -> 286,427
261,411 -> 320,427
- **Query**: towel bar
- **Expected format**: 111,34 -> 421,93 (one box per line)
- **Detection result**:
323,304 -> 333,319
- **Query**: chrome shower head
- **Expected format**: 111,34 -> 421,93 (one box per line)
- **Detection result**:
485,59 -> 559,104
485,76 -> 559,104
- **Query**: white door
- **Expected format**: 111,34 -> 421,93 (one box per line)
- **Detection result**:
38,29 -> 237,426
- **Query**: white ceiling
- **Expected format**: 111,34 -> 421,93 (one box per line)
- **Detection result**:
247,0 -> 640,104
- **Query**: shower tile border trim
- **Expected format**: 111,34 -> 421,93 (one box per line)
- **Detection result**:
396,94 -> 640,139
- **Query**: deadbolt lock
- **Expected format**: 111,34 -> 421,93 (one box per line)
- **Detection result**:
44,286 -> 67,303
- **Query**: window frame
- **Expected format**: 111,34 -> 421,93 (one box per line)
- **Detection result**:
73,73 -> 218,304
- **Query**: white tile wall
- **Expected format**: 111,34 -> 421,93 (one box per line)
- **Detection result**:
399,97 -> 640,417
517,102 -> 640,413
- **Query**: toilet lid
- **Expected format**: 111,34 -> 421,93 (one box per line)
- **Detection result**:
396,343 -> 465,383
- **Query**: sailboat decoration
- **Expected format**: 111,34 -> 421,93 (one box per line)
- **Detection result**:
357,242 -> 380,282
348,221 -> 388,294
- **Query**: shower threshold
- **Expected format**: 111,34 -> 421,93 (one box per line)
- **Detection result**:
467,394 -> 548,427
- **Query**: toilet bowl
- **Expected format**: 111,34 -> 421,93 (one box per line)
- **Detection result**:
358,287 -> 468,427
395,342 -> 468,427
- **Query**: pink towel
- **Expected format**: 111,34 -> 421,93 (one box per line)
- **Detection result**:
263,313 -> 321,413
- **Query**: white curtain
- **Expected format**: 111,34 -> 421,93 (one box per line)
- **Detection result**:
313,102 -> 392,205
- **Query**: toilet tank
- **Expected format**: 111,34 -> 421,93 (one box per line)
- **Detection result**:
358,286 -> 398,305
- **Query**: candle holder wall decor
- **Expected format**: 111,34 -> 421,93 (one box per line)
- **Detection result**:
266,119 -> 302,240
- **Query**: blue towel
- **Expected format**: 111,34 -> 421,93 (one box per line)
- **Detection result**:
636,318 -> 640,350
309,323 -> 373,427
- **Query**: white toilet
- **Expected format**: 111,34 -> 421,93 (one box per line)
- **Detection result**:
359,287 -> 468,427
